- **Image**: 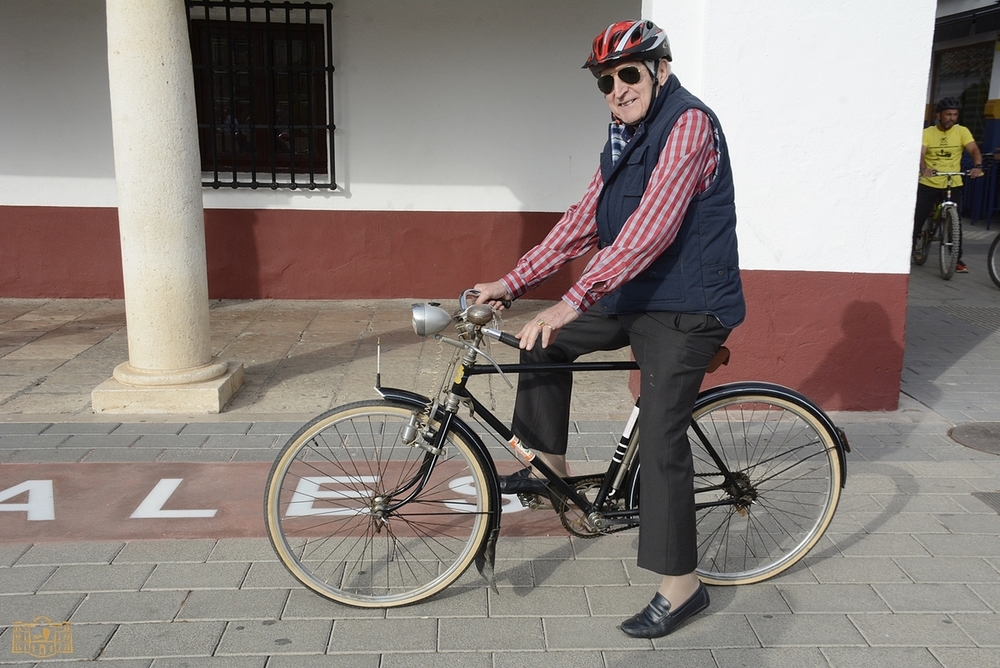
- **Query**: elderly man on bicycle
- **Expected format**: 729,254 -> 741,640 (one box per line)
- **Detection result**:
913,96 -> 984,273
474,19 -> 744,639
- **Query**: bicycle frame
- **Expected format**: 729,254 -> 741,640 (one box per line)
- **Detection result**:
377,349 -> 766,532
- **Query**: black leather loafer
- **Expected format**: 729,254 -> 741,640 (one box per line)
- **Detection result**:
620,582 -> 710,638
498,468 -> 548,495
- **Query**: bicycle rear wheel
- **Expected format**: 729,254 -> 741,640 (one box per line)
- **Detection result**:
938,205 -> 960,280
264,400 -> 495,607
988,232 -> 1000,289
912,216 -> 932,266
689,391 -> 842,585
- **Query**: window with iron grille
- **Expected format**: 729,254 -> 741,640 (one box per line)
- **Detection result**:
186,0 -> 337,190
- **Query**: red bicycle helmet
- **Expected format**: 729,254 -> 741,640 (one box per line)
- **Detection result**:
583,19 -> 672,77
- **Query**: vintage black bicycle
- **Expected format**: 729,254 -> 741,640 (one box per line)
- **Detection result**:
913,171 -> 965,280
264,290 -> 850,607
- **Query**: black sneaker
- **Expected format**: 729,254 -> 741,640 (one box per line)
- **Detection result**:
498,468 -> 548,495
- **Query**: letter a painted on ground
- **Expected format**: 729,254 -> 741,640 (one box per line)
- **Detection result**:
0,480 -> 55,521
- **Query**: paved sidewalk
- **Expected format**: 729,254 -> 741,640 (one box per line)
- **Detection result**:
0,223 -> 999,666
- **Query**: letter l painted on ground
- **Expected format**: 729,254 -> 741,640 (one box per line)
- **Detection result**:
131,479 -> 217,518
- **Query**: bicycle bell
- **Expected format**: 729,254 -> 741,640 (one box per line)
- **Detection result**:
411,302 -> 452,336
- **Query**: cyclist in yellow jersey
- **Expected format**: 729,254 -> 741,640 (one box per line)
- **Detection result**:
913,97 -> 983,272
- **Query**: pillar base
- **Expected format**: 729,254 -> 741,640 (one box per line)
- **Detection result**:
92,363 -> 245,414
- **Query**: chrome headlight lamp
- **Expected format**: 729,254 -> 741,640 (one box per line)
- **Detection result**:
411,302 -> 453,337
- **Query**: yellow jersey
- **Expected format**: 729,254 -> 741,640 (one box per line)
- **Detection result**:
920,124 -> 975,189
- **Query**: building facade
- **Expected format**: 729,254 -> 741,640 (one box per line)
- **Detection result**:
0,0 -> 946,410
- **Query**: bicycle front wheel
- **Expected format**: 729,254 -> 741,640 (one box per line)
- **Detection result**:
912,216 -> 932,266
690,391 -> 842,585
988,232 -> 1000,289
264,400 -> 495,607
938,206 -> 960,279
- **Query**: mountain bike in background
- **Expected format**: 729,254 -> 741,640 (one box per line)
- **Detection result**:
913,171 -> 964,280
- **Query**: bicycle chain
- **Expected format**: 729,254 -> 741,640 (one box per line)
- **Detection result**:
551,475 -> 637,538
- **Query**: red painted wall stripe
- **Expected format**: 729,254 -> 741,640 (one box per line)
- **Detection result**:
0,206 -> 907,410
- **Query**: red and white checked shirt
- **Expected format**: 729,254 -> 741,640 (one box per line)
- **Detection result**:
501,109 -> 718,313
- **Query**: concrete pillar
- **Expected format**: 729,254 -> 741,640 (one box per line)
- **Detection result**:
92,0 -> 243,414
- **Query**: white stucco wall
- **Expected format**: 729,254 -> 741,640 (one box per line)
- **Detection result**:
0,0 -> 636,212
648,0 -> 938,275
1,0 -> 941,275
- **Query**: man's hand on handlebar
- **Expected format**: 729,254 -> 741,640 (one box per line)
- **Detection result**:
472,282 -> 513,310
970,166 -> 984,179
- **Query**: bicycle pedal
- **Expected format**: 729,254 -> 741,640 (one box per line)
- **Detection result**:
515,492 -> 553,510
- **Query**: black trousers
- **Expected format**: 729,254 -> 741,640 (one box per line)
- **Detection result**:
913,183 -> 964,261
512,306 -> 730,575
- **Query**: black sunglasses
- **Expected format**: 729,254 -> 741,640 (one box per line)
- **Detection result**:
597,66 -> 643,94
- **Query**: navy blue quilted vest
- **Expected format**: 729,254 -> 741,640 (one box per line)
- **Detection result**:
596,74 -> 745,329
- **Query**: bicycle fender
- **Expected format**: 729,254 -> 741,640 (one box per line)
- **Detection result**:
374,385 -> 503,588
695,382 -> 850,486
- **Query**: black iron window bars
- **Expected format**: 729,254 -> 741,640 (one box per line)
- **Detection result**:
187,0 -> 337,190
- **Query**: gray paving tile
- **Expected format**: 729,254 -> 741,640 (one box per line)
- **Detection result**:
439,616 -> 545,651
602,649 -> 716,668
215,618 -> 332,655
329,618 -> 436,652
381,653 -> 492,668
180,423 -> 253,435
712,647 -> 830,667
532,559 -> 628,587
0,622 -> 118,662
386,584 -> 487,618
112,423 -> 185,435
60,434 -> 140,449
72,590 -> 188,623
809,556 -> 912,583
776,583 -> 890,613
0,565 -> 55,593
39,564 -> 154,593
143,562 -> 250,590
282,588 -> 385,620
202,435 -> 278,449
267,656 -> 377,668
0,592 -> 84,626
850,613 -> 975,647
916,534 -> 1000,557
43,423 -> 121,435
0,423 -> 51,435
894,556 -> 1000,583
101,621 -> 227,659
0,544 -> 30,568
131,435 -> 210,449
487,585 -> 587,617
114,539 -> 217,564
950,612 -> 1000,647
240,561 -> 300,589
821,646 -> 944,668
931,647 -> 1000,667
152,659 -> 265,668
747,613 -> 867,647
177,589 -> 288,621
207,539 -> 275,562
541,616 -> 641,651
